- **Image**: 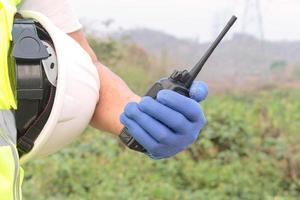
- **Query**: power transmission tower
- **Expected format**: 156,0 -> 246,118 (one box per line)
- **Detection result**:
242,0 -> 265,40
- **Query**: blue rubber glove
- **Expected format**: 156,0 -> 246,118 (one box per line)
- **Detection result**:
120,81 -> 208,159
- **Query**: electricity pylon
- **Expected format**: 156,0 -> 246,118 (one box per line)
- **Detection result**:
241,0 -> 265,40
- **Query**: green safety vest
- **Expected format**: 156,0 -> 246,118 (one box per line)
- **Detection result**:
0,128 -> 23,200
0,0 -> 20,110
0,1 -> 24,200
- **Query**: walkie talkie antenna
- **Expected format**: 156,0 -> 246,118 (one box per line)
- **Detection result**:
186,15 -> 237,88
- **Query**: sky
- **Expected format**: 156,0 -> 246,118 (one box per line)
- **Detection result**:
72,0 -> 300,42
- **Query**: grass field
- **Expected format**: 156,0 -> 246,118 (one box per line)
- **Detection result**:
23,89 -> 300,200
22,38 -> 300,200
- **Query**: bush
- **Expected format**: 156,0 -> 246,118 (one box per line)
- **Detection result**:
22,38 -> 300,199
23,90 -> 300,200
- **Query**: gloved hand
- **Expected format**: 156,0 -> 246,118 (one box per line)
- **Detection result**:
120,81 -> 208,159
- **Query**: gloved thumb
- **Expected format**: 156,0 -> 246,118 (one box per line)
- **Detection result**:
189,81 -> 208,102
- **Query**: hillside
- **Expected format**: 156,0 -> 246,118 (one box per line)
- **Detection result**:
116,29 -> 300,90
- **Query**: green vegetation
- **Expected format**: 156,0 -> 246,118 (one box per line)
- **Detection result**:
23,39 -> 300,199
270,60 -> 287,71
292,64 -> 300,78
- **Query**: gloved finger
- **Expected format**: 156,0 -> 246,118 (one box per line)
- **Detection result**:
139,97 -> 190,133
124,102 -> 176,145
156,90 -> 203,122
189,81 -> 208,102
120,113 -> 160,151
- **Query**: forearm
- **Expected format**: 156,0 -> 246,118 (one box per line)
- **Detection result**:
68,30 -> 140,135
90,62 -> 140,135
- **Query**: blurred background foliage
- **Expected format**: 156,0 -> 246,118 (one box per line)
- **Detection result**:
22,36 -> 300,200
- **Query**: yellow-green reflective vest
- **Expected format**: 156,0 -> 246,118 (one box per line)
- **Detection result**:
0,2 -> 23,200
0,128 -> 23,200
0,0 -> 21,110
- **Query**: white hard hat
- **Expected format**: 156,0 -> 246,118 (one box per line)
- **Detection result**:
19,10 -> 100,164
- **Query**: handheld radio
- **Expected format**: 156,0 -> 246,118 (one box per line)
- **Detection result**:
119,16 -> 237,153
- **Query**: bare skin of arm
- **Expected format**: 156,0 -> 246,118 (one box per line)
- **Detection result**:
68,30 -> 141,135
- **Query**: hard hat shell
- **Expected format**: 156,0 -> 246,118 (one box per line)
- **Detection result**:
19,10 -> 100,164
